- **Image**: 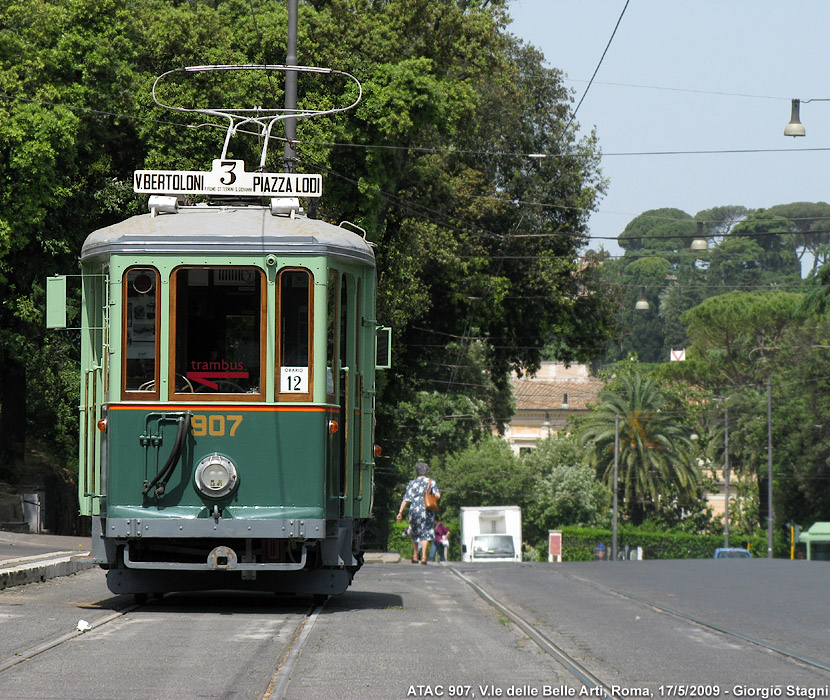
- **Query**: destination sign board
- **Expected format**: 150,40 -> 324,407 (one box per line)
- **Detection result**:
134,159 -> 322,197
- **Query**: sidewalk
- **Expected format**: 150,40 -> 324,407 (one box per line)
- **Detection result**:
0,532 -> 408,592
0,530 -> 95,591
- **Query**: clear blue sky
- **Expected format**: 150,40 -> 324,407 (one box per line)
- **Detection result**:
507,0 -> 830,260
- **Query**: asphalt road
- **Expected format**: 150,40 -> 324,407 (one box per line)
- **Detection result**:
0,559 -> 827,699
458,559 -> 830,688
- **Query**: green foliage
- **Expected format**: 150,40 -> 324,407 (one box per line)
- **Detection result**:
433,436 -> 534,513
618,208 -> 693,253
681,290 -> 803,387
557,526 -> 769,561
768,201 -> 830,275
578,370 -> 699,525
610,256 -> 671,362
521,433 -> 611,543
0,0 -> 617,524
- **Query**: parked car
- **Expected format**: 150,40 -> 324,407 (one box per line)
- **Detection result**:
713,547 -> 752,559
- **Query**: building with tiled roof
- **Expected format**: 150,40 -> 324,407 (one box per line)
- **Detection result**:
501,362 -> 604,456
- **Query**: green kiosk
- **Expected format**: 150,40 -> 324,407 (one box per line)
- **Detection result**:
799,522 -> 830,560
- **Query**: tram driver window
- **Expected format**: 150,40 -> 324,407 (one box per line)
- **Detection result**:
123,267 -> 159,397
172,267 -> 264,397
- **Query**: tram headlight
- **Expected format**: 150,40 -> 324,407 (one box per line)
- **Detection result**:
194,453 -> 238,498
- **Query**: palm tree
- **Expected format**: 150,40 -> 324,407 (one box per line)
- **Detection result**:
579,372 -> 699,525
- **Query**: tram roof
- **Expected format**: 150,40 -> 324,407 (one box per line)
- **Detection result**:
81,205 -> 376,266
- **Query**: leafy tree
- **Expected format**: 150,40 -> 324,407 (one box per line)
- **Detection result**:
694,205 -> 750,240
704,236 -> 768,293
767,201 -> 830,275
578,371 -> 699,525
681,290 -> 803,387
618,208 -> 693,254
726,210 -> 800,283
522,433 -> 611,544
0,0 -> 139,480
433,436 -> 535,514
0,1 -> 616,538
667,288 -> 827,536
610,255 -> 671,362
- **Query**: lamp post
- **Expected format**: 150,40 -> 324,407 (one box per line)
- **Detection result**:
283,0 -> 299,172
612,413 -> 619,562
723,407 -> 730,549
767,378 -> 774,558
711,394 -> 735,549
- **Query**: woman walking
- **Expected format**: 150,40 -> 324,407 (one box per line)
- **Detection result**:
396,461 -> 440,564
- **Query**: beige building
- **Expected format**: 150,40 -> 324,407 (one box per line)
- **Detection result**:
501,362 -> 604,456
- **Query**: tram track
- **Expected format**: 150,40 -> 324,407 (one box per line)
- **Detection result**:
567,574 -> 830,674
261,601 -> 325,700
0,591 -> 319,700
450,567 -> 620,700
0,601 -> 141,675
451,565 -> 830,692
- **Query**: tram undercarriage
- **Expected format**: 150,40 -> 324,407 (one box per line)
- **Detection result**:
92,516 -> 364,596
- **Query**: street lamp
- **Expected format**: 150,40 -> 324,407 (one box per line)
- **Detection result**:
635,289 -> 650,310
784,99 -> 806,137
691,221 -> 708,252
711,395 -> 735,549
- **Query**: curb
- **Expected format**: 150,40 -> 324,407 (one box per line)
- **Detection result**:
0,552 -> 97,591
363,552 -> 402,564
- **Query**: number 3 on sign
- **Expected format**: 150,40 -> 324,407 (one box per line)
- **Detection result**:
281,367 -> 308,393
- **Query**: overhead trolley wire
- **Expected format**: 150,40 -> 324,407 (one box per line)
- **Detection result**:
565,0 -> 631,130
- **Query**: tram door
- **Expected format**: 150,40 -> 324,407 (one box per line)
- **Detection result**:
80,270 -> 107,516
333,273 -> 362,518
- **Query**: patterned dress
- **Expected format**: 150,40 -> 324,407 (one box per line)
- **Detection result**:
403,476 -> 440,541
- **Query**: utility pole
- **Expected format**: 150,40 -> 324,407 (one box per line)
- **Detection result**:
724,407 -> 729,548
612,413 -> 619,561
283,0 -> 298,173
767,377 -> 774,558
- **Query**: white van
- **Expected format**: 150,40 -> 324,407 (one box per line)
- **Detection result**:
460,506 -> 522,563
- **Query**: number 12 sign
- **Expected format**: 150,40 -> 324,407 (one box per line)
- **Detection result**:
281,367 -> 308,393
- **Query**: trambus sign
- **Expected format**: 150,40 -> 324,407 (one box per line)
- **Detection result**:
134,159 -> 322,197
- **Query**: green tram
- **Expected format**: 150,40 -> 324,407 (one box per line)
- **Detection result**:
50,199 -> 386,599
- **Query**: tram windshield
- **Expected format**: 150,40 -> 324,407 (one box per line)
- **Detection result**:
172,267 -> 263,396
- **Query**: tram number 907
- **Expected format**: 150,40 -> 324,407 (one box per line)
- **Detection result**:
191,414 -> 243,437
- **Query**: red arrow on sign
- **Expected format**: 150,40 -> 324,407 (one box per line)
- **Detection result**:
186,371 -> 249,390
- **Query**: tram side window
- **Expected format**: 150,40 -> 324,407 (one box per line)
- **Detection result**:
123,267 -> 159,396
340,275 -> 349,369
172,267 -> 264,397
278,269 -> 312,396
326,269 -> 338,398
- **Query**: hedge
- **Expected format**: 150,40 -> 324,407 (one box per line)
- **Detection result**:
558,526 -> 768,561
